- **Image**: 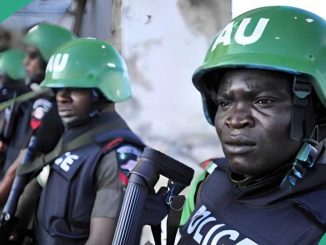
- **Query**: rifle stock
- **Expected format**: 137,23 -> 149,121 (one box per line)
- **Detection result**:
113,147 -> 194,245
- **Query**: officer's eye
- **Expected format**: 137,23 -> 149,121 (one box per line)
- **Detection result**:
217,99 -> 232,108
255,98 -> 274,105
27,50 -> 40,60
53,88 -> 88,94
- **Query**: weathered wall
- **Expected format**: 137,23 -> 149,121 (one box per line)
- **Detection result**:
117,0 -> 231,171
116,2 -> 232,243
79,0 -> 113,39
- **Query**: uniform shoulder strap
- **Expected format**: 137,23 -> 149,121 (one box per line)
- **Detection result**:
95,129 -> 145,147
180,158 -> 226,226
98,129 -> 145,187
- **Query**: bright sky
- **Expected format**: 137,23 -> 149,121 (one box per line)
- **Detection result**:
232,0 -> 326,19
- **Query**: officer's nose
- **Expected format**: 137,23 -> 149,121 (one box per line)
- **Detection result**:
225,102 -> 255,129
56,89 -> 71,103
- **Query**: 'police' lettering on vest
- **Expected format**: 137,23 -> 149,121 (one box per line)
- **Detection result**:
187,205 -> 258,245
54,152 -> 79,172
211,18 -> 270,51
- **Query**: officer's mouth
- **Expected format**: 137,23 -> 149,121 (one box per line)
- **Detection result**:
58,109 -> 75,117
223,137 -> 256,154
223,144 -> 256,154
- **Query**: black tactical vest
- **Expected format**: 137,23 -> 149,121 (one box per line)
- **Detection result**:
1,101 -> 33,178
179,164 -> 325,245
34,143 -> 102,245
34,128 -> 144,245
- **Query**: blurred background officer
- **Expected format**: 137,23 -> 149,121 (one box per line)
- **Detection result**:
0,50 -> 27,103
0,49 -> 28,205
23,22 -> 76,86
0,23 -> 76,207
14,38 -> 144,245
0,49 -> 27,153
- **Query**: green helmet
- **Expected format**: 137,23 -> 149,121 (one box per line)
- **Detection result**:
23,22 -> 77,62
41,38 -> 131,102
0,49 -> 25,80
193,6 -> 326,125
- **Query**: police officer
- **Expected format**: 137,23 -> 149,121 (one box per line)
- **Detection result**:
0,49 -> 28,155
23,22 -> 77,86
0,23 -> 76,182
179,6 -> 326,245
0,49 -> 27,102
0,49 -> 28,205
15,38 -> 144,245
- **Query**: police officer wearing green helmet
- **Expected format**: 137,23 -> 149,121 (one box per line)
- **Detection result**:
0,48 -> 31,182
0,49 -> 30,205
14,38 -> 144,244
23,22 -> 77,86
0,49 -> 27,101
0,49 -> 27,144
178,6 -> 326,245
0,23 -> 76,200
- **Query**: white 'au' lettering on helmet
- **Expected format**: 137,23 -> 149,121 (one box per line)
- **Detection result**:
211,18 -> 270,51
47,53 -> 69,73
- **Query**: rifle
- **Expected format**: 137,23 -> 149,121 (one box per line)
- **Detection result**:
0,93 -> 17,168
0,135 -> 38,244
0,87 -> 52,112
0,98 -> 64,244
112,147 -> 194,245
2,93 -> 17,142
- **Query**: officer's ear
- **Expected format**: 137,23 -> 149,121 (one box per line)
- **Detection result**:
91,89 -> 113,111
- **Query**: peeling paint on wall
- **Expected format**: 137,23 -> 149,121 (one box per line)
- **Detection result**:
177,0 -> 231,40
117,0 -> 230,171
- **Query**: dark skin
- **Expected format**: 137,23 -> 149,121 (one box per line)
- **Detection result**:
56,88 -> 94,127
7,87 -> 118,244
23,46 -> 45,83
0,151 -> 24,205
10,90 -> 116,244
0,48 -> 45,206
214,69 -> 302,177
0,48 -> 44,206
56,88 -> 116,245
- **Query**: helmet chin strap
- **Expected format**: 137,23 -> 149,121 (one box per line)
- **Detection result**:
290,76 -> 313,141
64,109 -> 100,129
280,127 -> 324,190
281,78 -> 325,189
319,121 -> 326,141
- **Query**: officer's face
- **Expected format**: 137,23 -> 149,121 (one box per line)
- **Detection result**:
214,69 -> 302,177
56,88 -> 93,127
23,46 -> 44,82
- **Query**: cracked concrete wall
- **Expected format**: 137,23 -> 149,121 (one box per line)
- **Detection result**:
116,0 -> 231,171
